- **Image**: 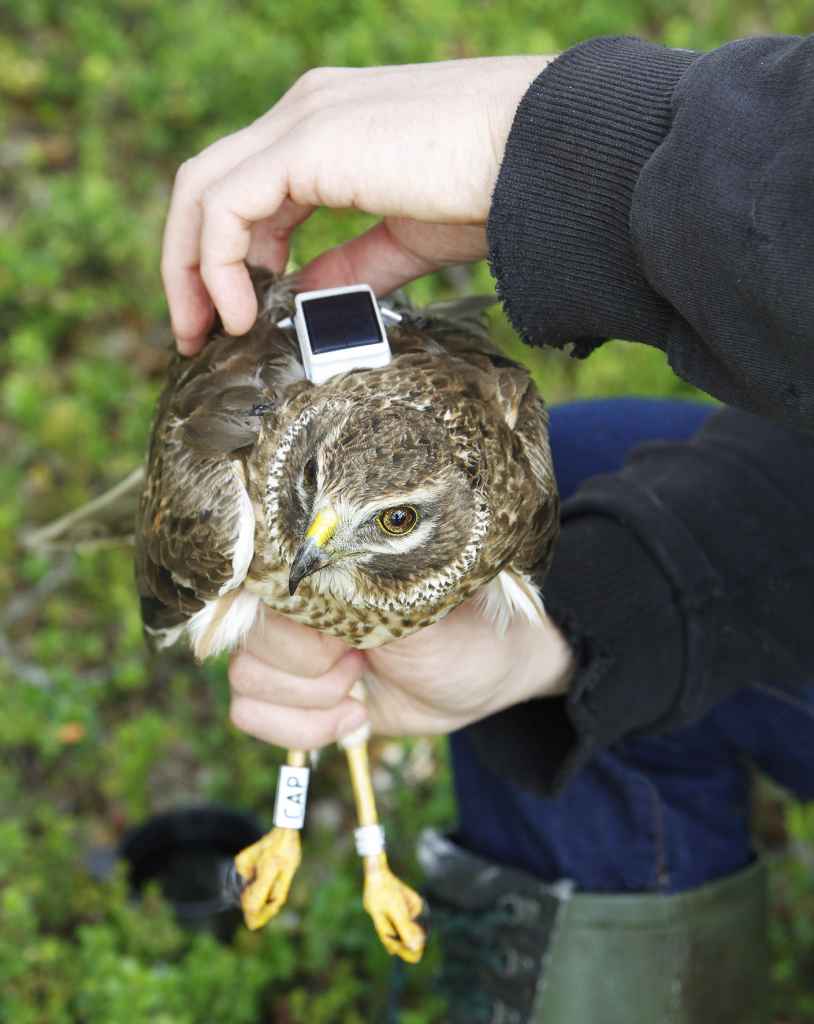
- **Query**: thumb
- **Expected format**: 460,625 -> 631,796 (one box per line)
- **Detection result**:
295,219 -> 439,295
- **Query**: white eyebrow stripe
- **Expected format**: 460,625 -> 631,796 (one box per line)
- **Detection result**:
354,485 -> 443,523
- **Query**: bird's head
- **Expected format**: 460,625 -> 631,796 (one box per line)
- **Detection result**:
265,396 -> 488,612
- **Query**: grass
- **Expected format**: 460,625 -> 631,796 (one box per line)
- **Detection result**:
2,0 -> 814,1020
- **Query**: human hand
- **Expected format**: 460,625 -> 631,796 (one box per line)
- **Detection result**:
228,600 -> 573,749
162,56 -> 554,354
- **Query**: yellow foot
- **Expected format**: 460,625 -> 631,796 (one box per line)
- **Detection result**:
234,827 -> 301,930
363,855 -> 426,963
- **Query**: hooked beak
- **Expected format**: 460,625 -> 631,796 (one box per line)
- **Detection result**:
288,507 -> 339,595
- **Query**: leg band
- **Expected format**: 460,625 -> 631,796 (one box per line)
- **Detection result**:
273,765 -> 310,829
355,823 -> 386,857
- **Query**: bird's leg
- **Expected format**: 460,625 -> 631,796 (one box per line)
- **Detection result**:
233,748 -> 308,930
342,724 -> 426,963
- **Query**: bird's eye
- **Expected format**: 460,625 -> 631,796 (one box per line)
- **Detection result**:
376,506 -> 418,537
303,457 -> 318,488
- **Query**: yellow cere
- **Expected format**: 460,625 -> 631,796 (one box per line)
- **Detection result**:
305,507 -> 339,547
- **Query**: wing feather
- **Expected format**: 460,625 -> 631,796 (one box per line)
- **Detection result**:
135,302 -> 302,647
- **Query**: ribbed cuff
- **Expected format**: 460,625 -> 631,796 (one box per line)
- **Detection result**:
487,37 -> 699,356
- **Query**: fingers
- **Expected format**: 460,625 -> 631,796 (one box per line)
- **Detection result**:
230,692 -> 368,749
243,607 -> 347,677
162,96 -> 317,351
245,197 -> 315,268
230,611 -> 367,748
163,58 -> 540,350
196,131 -> 338,336
297,218 -> 488,295
162,127 -> 275,351
296,219 -> 439,295
229,648 -> 364,709
161,63 -> 486,347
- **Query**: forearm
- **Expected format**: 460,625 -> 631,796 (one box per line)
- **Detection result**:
488,35 -> 814,429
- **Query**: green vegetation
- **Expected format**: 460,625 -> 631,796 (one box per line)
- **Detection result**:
2,1 -> 813,1020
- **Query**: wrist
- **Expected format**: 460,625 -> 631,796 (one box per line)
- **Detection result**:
484,609 -> 574,720
516,610 -> 575,701
485,55 -> 558,180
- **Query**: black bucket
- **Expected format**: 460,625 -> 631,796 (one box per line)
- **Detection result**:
119,805 -> 263,941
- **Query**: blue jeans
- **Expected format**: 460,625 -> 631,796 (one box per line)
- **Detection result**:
453,398 -> 814,894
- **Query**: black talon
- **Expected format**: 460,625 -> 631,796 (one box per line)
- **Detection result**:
221,861 -> 248,906
416,899 -> 432,939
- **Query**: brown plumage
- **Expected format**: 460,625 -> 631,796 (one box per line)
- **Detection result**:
132,269 -> 561,961
135,270 -> 559,661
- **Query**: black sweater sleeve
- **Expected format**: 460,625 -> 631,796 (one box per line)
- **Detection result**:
487,35 -> 814,430
465,407 -> 814,794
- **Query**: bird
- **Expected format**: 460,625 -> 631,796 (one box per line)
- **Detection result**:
133,268 -> 560,962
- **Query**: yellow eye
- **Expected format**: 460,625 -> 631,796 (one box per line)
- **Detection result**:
376,506 -> 418,536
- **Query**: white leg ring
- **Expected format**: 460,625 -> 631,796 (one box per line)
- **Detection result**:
354,823 -> 386,857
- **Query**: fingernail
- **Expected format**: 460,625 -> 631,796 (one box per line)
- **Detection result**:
336,706 -> 368,742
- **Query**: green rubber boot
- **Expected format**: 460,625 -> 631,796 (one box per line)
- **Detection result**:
418,830 -> 769,1024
